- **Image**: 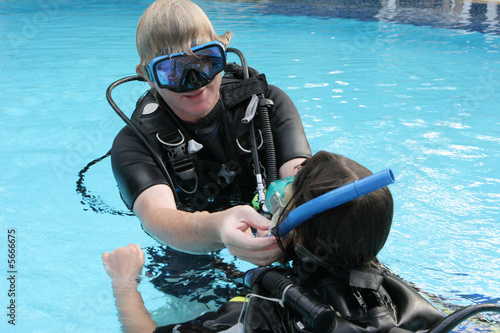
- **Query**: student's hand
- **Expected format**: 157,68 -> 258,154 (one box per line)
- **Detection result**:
102,244 -> 145,286
218,205 -> 284,267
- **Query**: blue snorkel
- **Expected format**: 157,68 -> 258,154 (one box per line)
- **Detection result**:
273,168 -> 395,237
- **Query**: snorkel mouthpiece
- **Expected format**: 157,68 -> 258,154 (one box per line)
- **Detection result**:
274,169 -> 395,237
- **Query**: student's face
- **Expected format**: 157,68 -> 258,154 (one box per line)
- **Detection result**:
152,72 -> 222,123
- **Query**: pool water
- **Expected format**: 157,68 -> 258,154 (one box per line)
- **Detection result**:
0,0 -> 499,332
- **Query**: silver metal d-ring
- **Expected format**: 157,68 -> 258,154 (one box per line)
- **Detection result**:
156,129 -> 185,147
177,173 -> 198,194
236,129 -> 264,153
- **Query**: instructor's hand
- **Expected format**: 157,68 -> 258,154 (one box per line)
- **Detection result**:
218,205 -> 283,266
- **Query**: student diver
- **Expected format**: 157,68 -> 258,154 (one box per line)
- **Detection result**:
103,151 -> 500,333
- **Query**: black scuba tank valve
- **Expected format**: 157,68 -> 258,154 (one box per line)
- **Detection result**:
245,268 -> 337,332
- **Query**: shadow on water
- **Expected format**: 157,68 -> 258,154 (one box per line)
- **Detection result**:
144,246 -> 246,306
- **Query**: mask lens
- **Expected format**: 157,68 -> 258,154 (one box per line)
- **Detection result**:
265,176 -> 294,214
150,42 -> 226,91
155,59 -> 179,86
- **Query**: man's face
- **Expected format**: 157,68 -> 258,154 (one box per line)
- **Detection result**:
152,72 -> 222,123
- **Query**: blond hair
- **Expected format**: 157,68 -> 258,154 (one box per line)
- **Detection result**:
136,0 -> 232,76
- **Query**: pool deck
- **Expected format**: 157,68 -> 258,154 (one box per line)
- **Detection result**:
260,0 -> 500,34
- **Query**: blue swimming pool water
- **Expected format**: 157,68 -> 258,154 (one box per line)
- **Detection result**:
1,0 -> 499,331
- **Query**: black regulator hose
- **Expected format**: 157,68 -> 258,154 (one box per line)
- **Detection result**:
106,75 -> 180,204
106,75 -> 144,124
427,303 -> 500,333
226,48 -> 248,79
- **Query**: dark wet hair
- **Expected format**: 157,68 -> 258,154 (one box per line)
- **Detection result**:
275,151 -> 394,270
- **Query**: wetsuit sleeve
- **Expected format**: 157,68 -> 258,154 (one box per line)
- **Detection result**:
266,85 -> 312,167
111,125 -> 170,210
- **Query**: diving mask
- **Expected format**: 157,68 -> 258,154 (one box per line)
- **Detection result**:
145,41 -> 226,93
265,176 -> 294,230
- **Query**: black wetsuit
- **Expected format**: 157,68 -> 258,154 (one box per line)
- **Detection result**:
111,73 -> 311,211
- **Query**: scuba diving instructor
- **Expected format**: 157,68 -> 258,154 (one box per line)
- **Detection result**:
110,0 -> 311,266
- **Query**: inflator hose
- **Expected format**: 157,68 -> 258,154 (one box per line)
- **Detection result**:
258,101 -> 277,184
227,47 -> 278,186
259,270 -> 336,332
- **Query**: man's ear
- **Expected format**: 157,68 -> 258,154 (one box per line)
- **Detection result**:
136,64 -> 145,78
136,64 -> 155,89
